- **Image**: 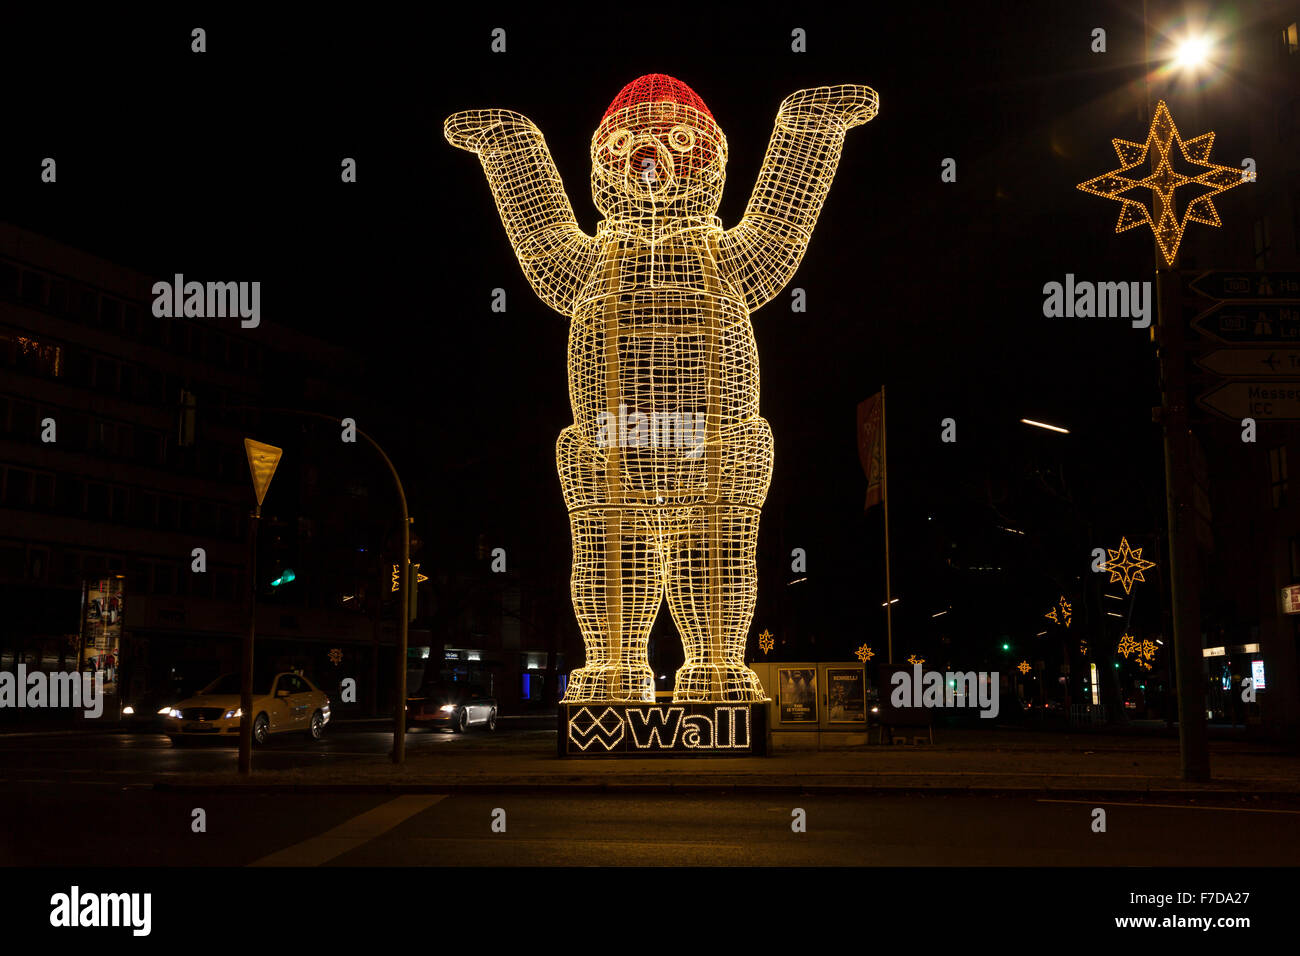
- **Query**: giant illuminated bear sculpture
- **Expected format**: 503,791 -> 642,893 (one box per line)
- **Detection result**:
446,75 -> 877,702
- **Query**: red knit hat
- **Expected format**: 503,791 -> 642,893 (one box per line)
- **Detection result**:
602,74 -> 714,124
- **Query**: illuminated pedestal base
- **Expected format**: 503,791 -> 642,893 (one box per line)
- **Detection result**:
558,702 -> 768,757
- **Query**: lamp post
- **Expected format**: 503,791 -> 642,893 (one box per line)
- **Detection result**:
245,409 -> 412,764
240,438 -> 283,775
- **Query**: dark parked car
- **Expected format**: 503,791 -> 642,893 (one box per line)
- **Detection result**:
406,682 -> 497,732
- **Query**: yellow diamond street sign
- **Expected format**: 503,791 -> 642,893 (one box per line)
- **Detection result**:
243,438 -> 283,508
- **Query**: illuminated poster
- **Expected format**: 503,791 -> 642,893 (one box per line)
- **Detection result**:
826,667 -> 866,723
778,667 -> 818,723
82,576 -> 125,693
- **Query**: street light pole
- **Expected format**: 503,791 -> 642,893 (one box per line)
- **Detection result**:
1155,270 -> 1211,780
239,505 -> 260,775
222,407 -> 413,763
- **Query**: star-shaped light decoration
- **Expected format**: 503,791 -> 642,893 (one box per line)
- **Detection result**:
1044,596 -> 1073,628
758,629 -> 774,654
906,654 -> 925,666
1140,639 -> 1158,662
1105,536 -> 1157,594
1077,100 -> 1248,266
855,643 -> 874,662
1017,660 -> 1032,675
1117,633 -> 1140,658
1079,640 -> 1089,655
328,647 -> 343,666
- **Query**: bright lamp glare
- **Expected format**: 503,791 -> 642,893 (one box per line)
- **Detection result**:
1173,35 -> 1212,69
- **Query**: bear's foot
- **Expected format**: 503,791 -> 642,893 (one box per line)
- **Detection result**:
562,663 -> 655,702
672,663 -> 768,702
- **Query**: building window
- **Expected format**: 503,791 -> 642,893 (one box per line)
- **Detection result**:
111,487 -> 128,524
131,491 -> 157,526
20,271 -> 47,307
87,483 -> 109,517
1,331 -> 62,377
4,468 -> 31,507
89,420 -> 117,455
92,356 -> 118,392
74,286 -> 98,323
152,563 -> 176,596
1269,445 -> 1289,509
32,473 -> 54,510
1284,21 -> 1299,55
56,476 -> 84,515
100,297 -> 121,331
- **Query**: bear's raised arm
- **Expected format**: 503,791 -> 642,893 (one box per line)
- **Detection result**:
717,85 -> 878,313
445,109 -> 600,317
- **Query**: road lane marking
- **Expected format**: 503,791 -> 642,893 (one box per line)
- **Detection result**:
249,794 -> 446,867
1038,798 -> 1300,814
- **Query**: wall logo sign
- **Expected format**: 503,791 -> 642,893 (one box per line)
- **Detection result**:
560,703 -> 765,756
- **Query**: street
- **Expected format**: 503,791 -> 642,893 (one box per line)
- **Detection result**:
3,724 -> 1298,867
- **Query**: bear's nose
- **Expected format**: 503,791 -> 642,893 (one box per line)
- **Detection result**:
626,136 -> 675,192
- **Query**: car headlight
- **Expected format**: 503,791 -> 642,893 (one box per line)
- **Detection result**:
121,705 -> 135,715
167,708 -> 183,719
156,706 -> 173,716
223,708 -> 242,719
439,704 -> 456,713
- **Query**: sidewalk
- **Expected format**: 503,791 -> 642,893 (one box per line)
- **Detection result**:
157,726 -> 1300,797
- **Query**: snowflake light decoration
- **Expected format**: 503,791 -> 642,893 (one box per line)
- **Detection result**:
758,629 -> 774,654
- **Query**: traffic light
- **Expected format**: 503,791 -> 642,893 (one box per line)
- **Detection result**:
270,569 -> 296,588
1001,642 -> 1011,652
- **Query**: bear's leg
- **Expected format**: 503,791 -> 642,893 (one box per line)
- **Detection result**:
561,507 -> 660,702
664,504 -> 767,702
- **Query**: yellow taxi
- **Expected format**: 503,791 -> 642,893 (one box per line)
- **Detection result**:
164,671 -> 331,745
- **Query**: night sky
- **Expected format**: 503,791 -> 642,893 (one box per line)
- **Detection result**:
7,2 -> 1279,668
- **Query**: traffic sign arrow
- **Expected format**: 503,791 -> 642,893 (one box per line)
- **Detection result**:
1197,381 -> 1300,422
1189,271 -> 1300,300
1190,302 -> 1300,343
1194,348 -> 1300,377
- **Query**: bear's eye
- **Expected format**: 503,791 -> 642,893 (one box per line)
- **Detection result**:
607,130 -> 634,156
668,126 -> 695,152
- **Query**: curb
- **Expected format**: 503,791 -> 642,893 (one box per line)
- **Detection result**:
151,780 -> 1300,799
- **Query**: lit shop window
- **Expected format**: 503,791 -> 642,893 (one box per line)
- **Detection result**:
0,331 -> 62,377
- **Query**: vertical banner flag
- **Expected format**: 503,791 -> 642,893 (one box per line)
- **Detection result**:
857,392 -> 884,511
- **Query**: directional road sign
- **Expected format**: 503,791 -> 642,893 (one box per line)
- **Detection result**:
1197,381 -> 1300,422
1194,348 -> 1300,377
1189,271 -> 1300,300
1190,302 -> 1300,344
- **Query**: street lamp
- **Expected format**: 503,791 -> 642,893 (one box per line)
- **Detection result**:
1020,418 -> 1069,435
1171,34 -> 1214,71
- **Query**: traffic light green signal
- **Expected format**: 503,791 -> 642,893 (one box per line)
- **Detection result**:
270,568 -> 296,587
